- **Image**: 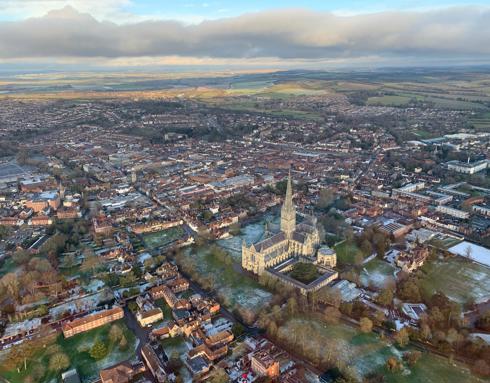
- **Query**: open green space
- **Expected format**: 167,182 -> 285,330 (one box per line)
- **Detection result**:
280,316 -> 483,382
0,256 -> 18,275
367,95 -> 413,106
155,298 -> 173,319
0,319 -> 137,383
178,246 -> 272,312
469,112 -> 490,130
216,100 -> 324,121
419,257 -> 490,304
289,262 -> 321,284
381,352 -> 485,383
142,226 -> 185,249
334,240 -> 364,266
360,258 -> 397,289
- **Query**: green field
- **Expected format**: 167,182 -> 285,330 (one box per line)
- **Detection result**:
280,316 -> 484,382
0,319 -> 137,383
367,95 -> 413,106
367,89 -> 488,110
0,256 -> 18,275
179,246 -> 272,312
142,226 -> 185,249
419,257 -> 490,304
155,298 -> 173,318
470,112 -> 490,131
334,240 -> 364,266
360,258 -> 397,289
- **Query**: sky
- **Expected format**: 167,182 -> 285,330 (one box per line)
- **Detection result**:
0,0 -> 490,70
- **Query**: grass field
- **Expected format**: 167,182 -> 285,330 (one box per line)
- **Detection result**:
0,256 -> 18,275
155,298 -> 173,319
218,101 -> 325,121
142,226 -> 185,249
334,240 -> 364,266
281,316 -> 484,382
360,258 -> 397,289
0,319 -> 137,383
419,257 -> 490,304
469,112 -> 490,131
217,213 -> 277,261
367,95 -> 413,106
181,246 -> 272,312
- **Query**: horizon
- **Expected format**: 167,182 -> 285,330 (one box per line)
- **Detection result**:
0,1 -> 490,71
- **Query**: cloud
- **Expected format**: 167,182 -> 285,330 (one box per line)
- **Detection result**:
0,6 -> 489,64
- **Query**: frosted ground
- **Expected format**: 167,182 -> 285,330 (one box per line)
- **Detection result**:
360,258 -> 397,289
183,245 -> 272,311
217,213 -> 279,262
420,257 -> 490,304
282,317 -> 485,383
49,288 -> 113,317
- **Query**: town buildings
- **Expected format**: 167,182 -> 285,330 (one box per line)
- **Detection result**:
62,307 -> 124,338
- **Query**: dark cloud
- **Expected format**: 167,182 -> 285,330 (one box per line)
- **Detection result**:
1,6 -> 489,61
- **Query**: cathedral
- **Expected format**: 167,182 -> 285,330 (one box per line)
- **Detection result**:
242,172 -> 320,276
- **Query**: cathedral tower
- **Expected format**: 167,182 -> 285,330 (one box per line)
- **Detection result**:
280,170 -> 296,239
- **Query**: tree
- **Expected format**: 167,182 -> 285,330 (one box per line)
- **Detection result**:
12,249 -> 30,265
48,352 -> 70,372
476,310 -> 490,331
90,340 -> 108,360
119,335 -> 128,351
403,351 -> 422,366
473,360 -> 490,377
360,239 -> 373,257
324,306 -> 341,325
377,288 -> 394,307
267,321 -> 278,338
208,367 -> 230,383
317,189 -> 335,209
385,357 -> 401,372
108,324 -> 123,343
0,225 -> 11,240
287,297 -> 298,316
359,317 -> 373,333
420,323 -> 432,341
231,323 -> 245,338
1,272 -> 20,302
167,351 -> 183,373
80,251 -> 99,275
394,328 -> 410,347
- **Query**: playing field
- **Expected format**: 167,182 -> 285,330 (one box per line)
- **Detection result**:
334,240 -> 364,266
360,258 -> 397,289
142,226 -> 185,248
280,316 -> 484,382
0,319 -> 137,383
181,246 -> 272,312
420,257 -> 490,304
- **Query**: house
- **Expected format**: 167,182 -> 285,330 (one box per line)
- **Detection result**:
136,308 -> 164,327
99,362 -> 138,383
251,350 -> 280,379
396,247 -> 429,272
167,278 -> 190,293
62,307 -> 124,338
141,343 -> 168,383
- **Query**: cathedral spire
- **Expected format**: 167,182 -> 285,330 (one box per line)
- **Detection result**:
284,168 -> 294,211
281,168 -> 296,238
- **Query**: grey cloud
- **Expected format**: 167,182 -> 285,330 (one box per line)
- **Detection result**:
1,6 -> 489,60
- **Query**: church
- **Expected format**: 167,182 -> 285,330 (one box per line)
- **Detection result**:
242,172 -> 321,276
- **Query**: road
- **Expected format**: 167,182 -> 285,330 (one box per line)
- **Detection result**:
122,305 -> 150,355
